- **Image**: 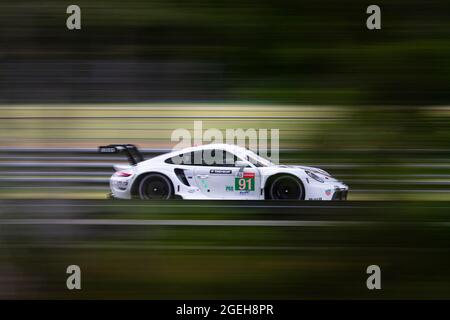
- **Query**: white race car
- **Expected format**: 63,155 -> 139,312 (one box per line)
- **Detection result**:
99,143 -> 348,200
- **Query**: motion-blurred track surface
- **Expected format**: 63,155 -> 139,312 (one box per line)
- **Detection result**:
0,200 -> 449,299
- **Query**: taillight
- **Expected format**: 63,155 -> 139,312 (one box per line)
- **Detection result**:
116,171 -> 133,177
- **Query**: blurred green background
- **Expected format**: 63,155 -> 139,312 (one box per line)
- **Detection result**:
0,1 -> 450,300
1,0 -> 450,105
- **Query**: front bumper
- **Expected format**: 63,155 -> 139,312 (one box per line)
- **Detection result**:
332,188 -> 348,200
304,179 -> 349,201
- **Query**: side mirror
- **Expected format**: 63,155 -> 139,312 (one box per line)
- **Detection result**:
235,160 -> 247,167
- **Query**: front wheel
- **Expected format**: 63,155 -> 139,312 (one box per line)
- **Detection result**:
268,175 -> 304,200
138,173 -> 173,200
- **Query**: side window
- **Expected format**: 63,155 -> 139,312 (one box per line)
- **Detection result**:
165,150 -> 239,166
165,152 -> 193,165
223,151 -> 238,167
191,150 -> 204,166
202,149 -> 237,167
165,151 -> 204,166
246,155 -> 264,167
165,157 -> 174,164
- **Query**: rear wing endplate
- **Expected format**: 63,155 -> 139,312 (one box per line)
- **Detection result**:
98,144 -> 145,165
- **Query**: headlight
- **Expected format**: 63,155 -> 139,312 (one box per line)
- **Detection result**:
306,170 -> 324,183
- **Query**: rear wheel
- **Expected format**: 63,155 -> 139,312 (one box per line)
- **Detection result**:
268,175 -> 304,200
138,173 -> 173,200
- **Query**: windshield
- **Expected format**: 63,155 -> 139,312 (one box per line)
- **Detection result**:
244,150 -> 274,167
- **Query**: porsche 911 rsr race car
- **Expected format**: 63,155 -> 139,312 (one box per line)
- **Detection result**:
99,143 -> 348,200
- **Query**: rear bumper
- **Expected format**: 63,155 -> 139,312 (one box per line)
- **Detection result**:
107,192 -> 116,200
110,174 -> 134,199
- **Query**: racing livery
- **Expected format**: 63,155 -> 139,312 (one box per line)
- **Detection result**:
99,143 -> 348,200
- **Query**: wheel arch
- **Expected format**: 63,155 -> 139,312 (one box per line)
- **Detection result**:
264,173 -> 305,200
131,171 -> 175,199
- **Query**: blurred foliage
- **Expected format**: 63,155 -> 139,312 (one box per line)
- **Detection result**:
1,0 -> 450,105
314,107 -> 450,150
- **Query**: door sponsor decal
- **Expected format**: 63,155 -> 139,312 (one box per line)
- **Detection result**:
210,169 -> 232,175
235,171 -> 255,191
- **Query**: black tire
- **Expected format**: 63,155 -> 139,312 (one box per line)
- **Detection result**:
138,173 -> 173,200
268,175 -> 304,200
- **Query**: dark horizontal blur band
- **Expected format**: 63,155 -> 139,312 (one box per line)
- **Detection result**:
0,300 -> 448,319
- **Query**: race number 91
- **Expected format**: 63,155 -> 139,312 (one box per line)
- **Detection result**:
235,177 -> 255,191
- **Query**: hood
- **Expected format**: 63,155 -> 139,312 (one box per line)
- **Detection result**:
273,164 -> 339,183
275,165 -> 331,176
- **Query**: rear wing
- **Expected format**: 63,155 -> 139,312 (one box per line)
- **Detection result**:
98,144 -> 145,165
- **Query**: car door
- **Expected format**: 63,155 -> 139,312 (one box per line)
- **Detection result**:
193,149 -> 260,199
